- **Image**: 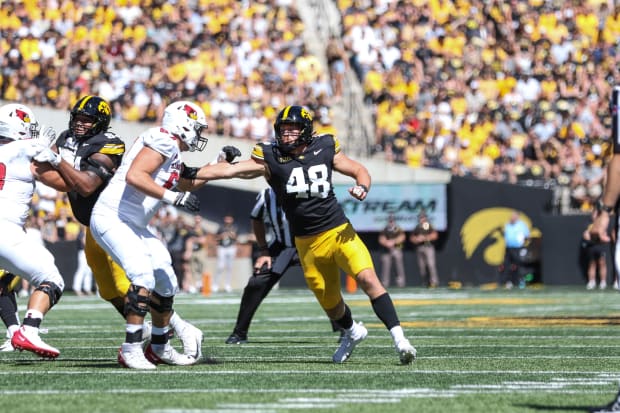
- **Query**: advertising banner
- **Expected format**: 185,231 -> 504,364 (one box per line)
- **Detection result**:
334,183 -> 448,232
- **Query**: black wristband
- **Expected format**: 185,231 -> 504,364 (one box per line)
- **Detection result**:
358,184 -> 369,193
596,199 -> 615,214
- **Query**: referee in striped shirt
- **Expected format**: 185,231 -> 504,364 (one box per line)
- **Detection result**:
225,187 -> 342,344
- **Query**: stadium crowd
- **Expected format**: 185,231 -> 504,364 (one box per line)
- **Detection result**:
0,0 -> 618,213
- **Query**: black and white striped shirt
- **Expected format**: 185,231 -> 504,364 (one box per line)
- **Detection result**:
250,187 -> 293,248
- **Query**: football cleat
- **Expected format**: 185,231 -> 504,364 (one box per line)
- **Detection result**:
11,326 -> 59,358
175,322 -> 203,360
118,343 -> 156,370
225,333 -> 248,345
395,339 -> 417,365
336,328 -> 346,344
333,322 -> 367,363
0,338 -> 15,352
144,343 -> 197,366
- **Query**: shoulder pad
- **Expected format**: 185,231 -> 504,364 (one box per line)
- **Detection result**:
87,132 -> 125,156
55,130 -> 71,148
143,127 -> 178,157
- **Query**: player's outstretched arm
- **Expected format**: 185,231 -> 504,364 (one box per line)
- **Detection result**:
333,151 -> 371,201
194,158 -> 266,181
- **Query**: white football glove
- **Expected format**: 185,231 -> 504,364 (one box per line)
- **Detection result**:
39,125 -> 58,147
33,147 -> 62,167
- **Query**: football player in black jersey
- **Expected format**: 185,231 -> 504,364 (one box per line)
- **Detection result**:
33,96 -> 204,361
192,105 -> 416,365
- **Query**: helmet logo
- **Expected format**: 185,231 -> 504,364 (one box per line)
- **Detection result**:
183,104 -> 198,120
300,107 -> 312,121
15,109 -> 31,123
98,101 -> 111,116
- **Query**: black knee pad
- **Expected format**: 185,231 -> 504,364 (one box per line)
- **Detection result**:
149,291 -> 173,313
35,282 -> 63,309
124,285 -> 150,317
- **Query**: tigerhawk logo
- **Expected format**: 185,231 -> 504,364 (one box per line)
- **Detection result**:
460,207 -> 542,266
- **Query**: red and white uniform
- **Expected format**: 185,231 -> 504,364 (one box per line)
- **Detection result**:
0,140 -> 64,289
90,128 -> 183,294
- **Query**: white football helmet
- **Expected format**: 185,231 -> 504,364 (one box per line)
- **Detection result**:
0,103 -> 39,141
162,101 -> 208,152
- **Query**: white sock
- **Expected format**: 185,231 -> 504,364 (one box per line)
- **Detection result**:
25,309 -> 43,320
169,311 -> 186,333
348,320 -> 363,338
126,323 -> 142,334
390,325 -> 406,344
151,325 -> 169,336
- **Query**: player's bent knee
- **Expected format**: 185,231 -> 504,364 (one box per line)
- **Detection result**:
35,282 -> 63,308
149,291 -> 174,313
124,284 -> 150,317
247,270 -> 271,289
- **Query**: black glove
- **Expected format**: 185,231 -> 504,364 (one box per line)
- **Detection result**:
222,145 -> 241,163
173,192 -> 200,212
180,162 -> 199,179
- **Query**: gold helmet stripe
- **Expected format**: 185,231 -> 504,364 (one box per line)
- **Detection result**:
78,96 -> 93,110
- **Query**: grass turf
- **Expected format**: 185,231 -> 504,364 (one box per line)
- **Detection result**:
1,286 -> 619,413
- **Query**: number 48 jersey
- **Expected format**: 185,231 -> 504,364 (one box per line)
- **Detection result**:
252,134 -> 348,237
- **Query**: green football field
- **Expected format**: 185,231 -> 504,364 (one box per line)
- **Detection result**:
1,286 -> 619,413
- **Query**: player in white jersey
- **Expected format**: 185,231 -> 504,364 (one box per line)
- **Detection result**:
90,101 -> 219,369
0,103 -> 70,358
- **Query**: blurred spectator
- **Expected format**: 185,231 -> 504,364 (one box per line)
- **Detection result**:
167,216 -> 193,291
378,215 -> 406,288
214,214 -> 238,293
184,215 -> 210,294
409,212 -> 439,288
500,211 -> 530,289
581,209 -> 609,290
3,0 -> 620,216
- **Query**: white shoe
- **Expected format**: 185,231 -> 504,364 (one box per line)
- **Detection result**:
587,280 -> 596,290
395,338 -> 417,365
11,326 -> 59,358
614,280 -> 619,290
144,343 -> 197,366
0,338 -> 14,352
175,322 -> 203,360
333,322 -> 367,363
118,342 -> 156,370
600,281 -> 608,290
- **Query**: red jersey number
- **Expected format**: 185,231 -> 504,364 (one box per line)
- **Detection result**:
0,163 -> 5,190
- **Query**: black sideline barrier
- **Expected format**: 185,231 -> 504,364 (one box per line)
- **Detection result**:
49,177 -> 608,289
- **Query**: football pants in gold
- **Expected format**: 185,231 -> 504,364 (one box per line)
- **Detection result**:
295,222 -> 374,310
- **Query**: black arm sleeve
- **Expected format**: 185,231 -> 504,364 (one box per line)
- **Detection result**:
85,156 -> 114,182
